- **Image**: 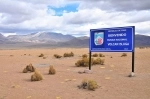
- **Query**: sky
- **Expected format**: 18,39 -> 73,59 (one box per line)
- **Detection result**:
0,0 -> 150,37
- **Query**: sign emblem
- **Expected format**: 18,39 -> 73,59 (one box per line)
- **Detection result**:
94,32 -> 104,45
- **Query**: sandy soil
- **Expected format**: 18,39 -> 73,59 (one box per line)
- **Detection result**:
0,48 -> 150,99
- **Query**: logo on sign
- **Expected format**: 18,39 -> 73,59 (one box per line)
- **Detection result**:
94,32 -> 104,45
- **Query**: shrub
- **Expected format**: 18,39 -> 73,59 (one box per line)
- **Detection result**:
22,68 -> 28,73
70,52 -> 74,57
100,59 -> 105,65
82,54 -> 88,58
121,53 -> 127,57
75,58 -> 94,67
39,53 -> 44,57
78,79 -> 98,91
75,58 -> 88,67
49,65 -> 56,75
26,63 -> 35,72
80,79 -> 88,89
63,52 -> 74,57
99,53 -> 105,57
92,53 -> 98,57
54,54 -> 62,58
88,80 -> 98,91
22,63 -> 35,73
93,58 -> 105,65
31,70 -> 43,81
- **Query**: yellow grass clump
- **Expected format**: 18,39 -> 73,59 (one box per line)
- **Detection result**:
49,65 -> 56,75
75,57 -> 104,67
82,54 -> 88,58
38,53 -> 44,57
31,70 -> 43,81
22,63 -> 35,73
88,80 -> 98,91
63,52 -> 74,57
78,79 -> 98,91
93,58 -> 105,65
23,68 -> 28,73
54,54 -> 62,58
75,57 -> 93,67
99,53 -> 105,57
121,53 -> 127,57
92,53 -> 98,57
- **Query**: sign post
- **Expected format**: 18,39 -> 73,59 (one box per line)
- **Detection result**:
89,26 -> 135,76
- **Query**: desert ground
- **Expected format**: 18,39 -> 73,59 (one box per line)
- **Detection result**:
0,48 -> 150,99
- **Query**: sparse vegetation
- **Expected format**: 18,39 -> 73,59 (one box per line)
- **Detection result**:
23,68 -> 28,73
75,57 -> 104,67
121,53 -> 127,57
75,57 -> 93,67
22,63 -> 35,73
49,65 -> 56,75
92,53 -> 98,57
31,70 -> 43,81
78,79 -> 98,91
38,53 -> 44,57
88,80 -> 98,91
63,52 -> 74,57
54,54 -> 62,58
93,58 -> 105,65
82,54 -> 88,58
99,53 -> 105,57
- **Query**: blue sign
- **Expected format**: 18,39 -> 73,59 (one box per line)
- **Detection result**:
90,26 -> 135,52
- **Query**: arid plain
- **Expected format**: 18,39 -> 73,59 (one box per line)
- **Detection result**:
0,48 -> 150,99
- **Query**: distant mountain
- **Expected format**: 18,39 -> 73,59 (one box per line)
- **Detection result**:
58,37 -> 89,47
0,33 -> 150,49
77,36 -> 89,40
0,33 -> 7,43
59,35 -> 150,48
135,34 -> 150,47
7,32 -> 75,43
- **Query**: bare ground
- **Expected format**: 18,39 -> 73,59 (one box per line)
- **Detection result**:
0,48 -> 150,99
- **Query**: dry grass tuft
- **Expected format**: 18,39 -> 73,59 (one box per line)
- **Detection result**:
75,57 -> 104,67
38,53 -> 44,57
78,79 -> 98,91
93,58 -> 105,65
22,63 -> 35,73
92,53 -> 98,57
99,53 -> 105,57
75,57 -> 93,67
31,70 -> 43,81
54,54 -> 62,58
63,52 -> 74,57
49,65 -> 56,75
121,53 -> 127,57
23,68 -> 28,73
82,54 -> 88,58
88,80 -> 98,91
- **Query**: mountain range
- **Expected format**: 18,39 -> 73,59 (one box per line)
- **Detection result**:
0,32 -> 150,49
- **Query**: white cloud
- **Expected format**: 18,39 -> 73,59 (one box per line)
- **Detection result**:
0,0 -> 150,36
1,33 -> 17,37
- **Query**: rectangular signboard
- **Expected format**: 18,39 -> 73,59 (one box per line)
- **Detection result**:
90,26 -> 135,52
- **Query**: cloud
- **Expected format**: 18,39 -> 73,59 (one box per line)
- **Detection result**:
77,0 -> 150,11
127,10 -> 150,23
1,33 -> 17,37
0,0 -> 150,37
